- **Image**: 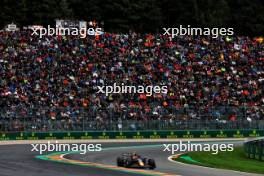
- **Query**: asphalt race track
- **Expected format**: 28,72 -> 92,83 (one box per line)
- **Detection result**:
0,140 -> 262,176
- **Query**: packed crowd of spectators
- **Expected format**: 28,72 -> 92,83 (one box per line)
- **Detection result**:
0,29 -> 263,129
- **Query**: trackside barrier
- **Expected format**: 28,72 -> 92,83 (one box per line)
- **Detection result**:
0,129 -> 263,140
244,138 -> 264,161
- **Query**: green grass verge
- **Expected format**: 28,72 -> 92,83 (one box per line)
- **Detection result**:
174,147 -> 264,174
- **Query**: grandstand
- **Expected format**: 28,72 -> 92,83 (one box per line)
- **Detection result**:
0,29 -> 263,131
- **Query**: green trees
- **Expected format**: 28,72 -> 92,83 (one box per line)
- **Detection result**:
0,0 -> 263,36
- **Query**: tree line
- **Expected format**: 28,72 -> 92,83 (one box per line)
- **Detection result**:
0,0 -> 263,36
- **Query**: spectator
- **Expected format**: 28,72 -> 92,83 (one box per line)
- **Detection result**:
0,30 -> 263,130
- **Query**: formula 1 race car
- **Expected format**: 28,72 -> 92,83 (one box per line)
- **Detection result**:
117,153 -> 156,169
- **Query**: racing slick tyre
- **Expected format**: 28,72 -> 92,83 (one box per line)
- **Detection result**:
117,157 -> 124,167
124,158 -> 132,168
148,159 -> 156,170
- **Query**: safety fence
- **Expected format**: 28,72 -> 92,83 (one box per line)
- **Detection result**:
0,129 -> 263,140
244,138 -> 264,161
1,106 -> 263,132
1,119 -> 264,132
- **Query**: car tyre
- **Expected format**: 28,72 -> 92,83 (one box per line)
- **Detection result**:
117,157 -> 124,167
148,159 -> 156,170
124,158 -> 132,168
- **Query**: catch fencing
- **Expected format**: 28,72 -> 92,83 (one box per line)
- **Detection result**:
0,106 -> 263,132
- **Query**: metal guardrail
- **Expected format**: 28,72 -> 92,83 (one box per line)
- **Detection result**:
244,138 -> 264,161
